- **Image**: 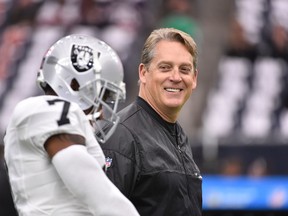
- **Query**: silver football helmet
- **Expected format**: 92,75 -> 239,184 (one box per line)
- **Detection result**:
37,34 -> 126,143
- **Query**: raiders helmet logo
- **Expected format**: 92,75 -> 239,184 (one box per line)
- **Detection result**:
71,44 -> 94,72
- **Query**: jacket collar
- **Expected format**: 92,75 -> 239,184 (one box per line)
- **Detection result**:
136,96 -> 177,136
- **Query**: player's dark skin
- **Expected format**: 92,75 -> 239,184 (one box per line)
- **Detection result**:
45,134 -> 85,158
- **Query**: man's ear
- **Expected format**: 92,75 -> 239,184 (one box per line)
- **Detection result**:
192,69 -> 198,89
139,63 -> 147,84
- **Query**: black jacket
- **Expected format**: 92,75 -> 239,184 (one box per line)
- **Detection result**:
100,97 -> 202,216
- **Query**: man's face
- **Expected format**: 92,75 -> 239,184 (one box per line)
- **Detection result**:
139,40 -> 197,118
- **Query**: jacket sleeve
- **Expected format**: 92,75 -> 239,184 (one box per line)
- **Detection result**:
100,123 -> 140,198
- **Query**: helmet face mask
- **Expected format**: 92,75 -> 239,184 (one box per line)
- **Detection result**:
79,78 -> 125,143
37,34 -> 126,143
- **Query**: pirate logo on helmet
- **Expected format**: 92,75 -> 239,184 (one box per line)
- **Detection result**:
71,44 -> 94,72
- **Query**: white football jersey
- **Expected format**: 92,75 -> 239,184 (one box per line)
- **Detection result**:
4,95 -> 106,216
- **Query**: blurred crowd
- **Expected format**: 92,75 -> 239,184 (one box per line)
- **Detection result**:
202,0 -> 288,143
0,0 -> 153,140
0,0 -> 201,140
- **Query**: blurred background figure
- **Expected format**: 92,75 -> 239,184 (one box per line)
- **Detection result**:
220,156 -> 244,176
247,157 -> 268,178
157,0 -> 201,44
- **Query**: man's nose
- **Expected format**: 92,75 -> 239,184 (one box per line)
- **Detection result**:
170,69 -> 182,82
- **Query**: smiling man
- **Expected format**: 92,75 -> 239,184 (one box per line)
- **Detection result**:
98,28 -> 202,216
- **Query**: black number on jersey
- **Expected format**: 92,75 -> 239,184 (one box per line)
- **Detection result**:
47,99 -> 71,126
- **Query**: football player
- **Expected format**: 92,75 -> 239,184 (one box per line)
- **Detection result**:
4,34 -> 139,216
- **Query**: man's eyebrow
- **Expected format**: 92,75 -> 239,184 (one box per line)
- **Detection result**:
157,61 -> 193,67
181,63 -> 193,67
157,61 -> 172,65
